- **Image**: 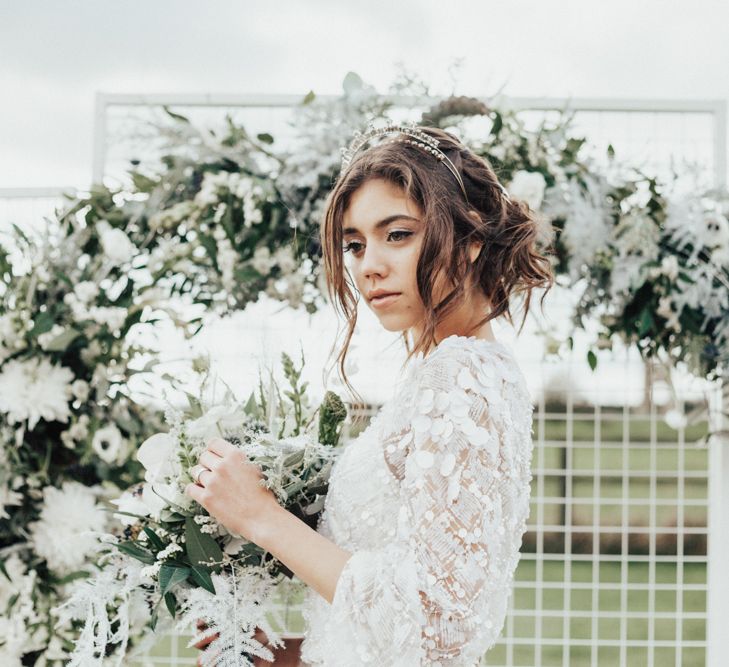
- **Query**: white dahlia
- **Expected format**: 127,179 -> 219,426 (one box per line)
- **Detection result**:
29,481 -> 107,575
0,357 -> 74,430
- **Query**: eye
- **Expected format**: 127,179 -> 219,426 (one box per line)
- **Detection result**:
387,230 -> 412,242
342,230 -> 413,255
342,240 -> 364,254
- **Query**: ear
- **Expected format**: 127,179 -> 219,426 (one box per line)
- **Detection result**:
466,210 -> 483,263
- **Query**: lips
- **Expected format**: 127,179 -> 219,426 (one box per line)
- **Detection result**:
370,293 -> 401,308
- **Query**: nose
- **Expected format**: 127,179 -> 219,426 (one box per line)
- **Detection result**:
359,242 -> 389,281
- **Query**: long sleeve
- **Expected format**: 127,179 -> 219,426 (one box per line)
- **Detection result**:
320,343 -> 534,666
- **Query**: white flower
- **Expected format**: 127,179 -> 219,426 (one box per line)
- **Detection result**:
89,306 -> 127,332
273,246 -> 298,275
508,170 -> 547,210
137,432 -> 179,482
251,246 -> 274,275
37,323 -> 66,350
216,237 -> 238,292
243,194 -> 263,227
73,281 -> 100,304
91,424 -> 124,464
0,554 -> 39,663
186,405 -> 250,441
97,220 -> 136,266
657,296 -> 681,332
71,379 -> 90,402
0,314 -> 25,363
658,255 -> 679,281
80,339 -> 102,365
701,209 -> 729,248
110,486 -> 150,526
557,177 -> 613,281
0,448 -> 22,519
0,357 -> 74,430
29,482 -> 106,575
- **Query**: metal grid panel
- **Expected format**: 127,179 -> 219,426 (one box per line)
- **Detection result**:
2,96 -> 723,665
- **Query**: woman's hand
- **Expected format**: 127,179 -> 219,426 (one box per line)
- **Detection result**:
184,437 -> 281,542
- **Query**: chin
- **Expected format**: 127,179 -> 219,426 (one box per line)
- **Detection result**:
373,314 -> 413,333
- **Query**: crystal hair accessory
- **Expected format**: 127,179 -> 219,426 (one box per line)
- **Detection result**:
339,120 -> 510,203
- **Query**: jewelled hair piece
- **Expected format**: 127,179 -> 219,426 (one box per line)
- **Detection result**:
339,120 -> 510,203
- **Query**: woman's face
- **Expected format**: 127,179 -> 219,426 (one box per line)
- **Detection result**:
340,177 -> 489,341
341,178 -> 436,334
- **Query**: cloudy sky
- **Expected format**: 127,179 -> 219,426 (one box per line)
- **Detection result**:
0,0 -> 722,406
0,0 -> 726,188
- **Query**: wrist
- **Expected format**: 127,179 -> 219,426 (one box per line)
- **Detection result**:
248,501 -> 285,551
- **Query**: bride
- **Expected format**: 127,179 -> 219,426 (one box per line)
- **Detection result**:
188,123 -> 554,666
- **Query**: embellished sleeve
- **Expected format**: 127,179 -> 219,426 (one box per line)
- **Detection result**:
323,345 -> 534,666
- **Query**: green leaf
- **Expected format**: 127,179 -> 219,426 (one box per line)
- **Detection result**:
244,391 -> 261,419
302,90 -> 315,105
189,565 -> 216,594
162,106 -> 190,123
164,591 -> 177,618
256,132 -> 274,145
143,527 -> 166,551
29,311 -> 55,338
131,171 -> 159,193
342,71 -> 363,95
184,517 -> 224,573
587,349 -> 597,371
114,540 -> 155,565
44,328 -> 80,352
159,564 -> 190,597
638,308 -> 654,336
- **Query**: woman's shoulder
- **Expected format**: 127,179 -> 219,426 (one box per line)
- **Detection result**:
422,334 -> 523,382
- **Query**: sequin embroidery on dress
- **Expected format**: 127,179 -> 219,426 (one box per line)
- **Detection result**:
300,335 -> 535,666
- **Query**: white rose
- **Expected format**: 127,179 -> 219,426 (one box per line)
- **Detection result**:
508,170 -> 547,211
97,221 -> 136,266
136,432 -> 178,483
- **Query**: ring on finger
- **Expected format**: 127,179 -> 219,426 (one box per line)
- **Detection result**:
192,465 -> 209,486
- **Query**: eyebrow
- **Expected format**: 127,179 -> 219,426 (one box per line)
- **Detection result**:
342,214 -> 420,236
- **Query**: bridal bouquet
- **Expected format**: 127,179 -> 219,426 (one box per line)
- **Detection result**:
57,351 -> 347,666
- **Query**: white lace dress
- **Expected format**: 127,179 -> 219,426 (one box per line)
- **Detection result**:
299,335 -> 535,666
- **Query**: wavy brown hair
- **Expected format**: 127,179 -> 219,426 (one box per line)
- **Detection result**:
319,125 -> 555,416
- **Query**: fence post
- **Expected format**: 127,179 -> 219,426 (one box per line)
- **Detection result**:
707,379 -> 728,666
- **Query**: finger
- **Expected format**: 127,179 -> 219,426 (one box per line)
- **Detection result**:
185,483 -> 206,504
199,450 -> 223,470
190,464 -> 209,486
206,437 -> 238,457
